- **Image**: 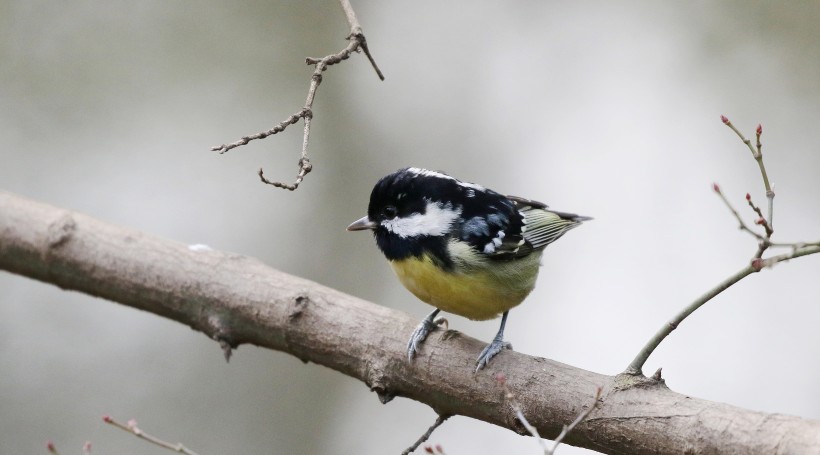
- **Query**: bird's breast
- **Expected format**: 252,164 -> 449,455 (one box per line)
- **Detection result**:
388,252 -> 540,321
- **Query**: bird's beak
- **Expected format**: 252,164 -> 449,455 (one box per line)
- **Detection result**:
346,216 -> 377,231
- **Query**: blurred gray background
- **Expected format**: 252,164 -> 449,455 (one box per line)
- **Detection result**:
2,1 -> 819,454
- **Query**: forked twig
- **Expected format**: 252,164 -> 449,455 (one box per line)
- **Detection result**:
722,116 -> 775,226
624,117 -> 820,376
402,414 -> 452,455
211,0 -> 383,190
497,374 -> 602,454
548,387 -> 603,454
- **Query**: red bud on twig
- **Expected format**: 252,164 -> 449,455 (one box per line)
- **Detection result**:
720,115 -> 729,124
102,415 -> 112,423
46,441 -> 57,453
755,218 -> 765,225
712,183 -> 721,194
756,124 -> 763,135
745,193 -> 751,201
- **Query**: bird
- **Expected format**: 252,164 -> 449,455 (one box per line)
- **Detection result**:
347,167 -> 591,371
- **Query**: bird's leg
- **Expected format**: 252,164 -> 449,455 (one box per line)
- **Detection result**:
407,309 -> 447,361
475,311 -> 513,372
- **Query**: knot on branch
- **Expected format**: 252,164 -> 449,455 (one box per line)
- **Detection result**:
371,384 -> 396,404
46,213 -> 77,250
207,315 -> 236,362
288,294 -> 310,322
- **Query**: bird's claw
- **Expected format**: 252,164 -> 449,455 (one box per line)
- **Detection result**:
407,316 -> 447,361
475,339 -> 512,372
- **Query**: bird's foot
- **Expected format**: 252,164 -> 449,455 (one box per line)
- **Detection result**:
407,316 -> 448,361
475,339 -> 512,372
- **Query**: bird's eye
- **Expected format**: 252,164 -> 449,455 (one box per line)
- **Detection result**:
383,205 -> 398,219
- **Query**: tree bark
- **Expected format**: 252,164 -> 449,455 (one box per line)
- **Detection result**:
1,190 -> 818,454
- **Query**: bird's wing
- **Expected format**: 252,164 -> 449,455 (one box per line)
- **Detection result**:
509,196 -> 591,251
453,191 -> 533,259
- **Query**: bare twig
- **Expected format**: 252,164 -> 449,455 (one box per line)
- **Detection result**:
497,374 -> 602,455
338,0 -> 384,80
624,119 -> 819,376
746,193 -> 773,238
625,263 -> 757,376
713,184 -> 812,256
211,0 -> 383,191
497,373 -> 548,453
103,416 -> 200,455
756,243 -> 820,269
402,414 -> 452,455
548,387 -> 603,455
712,184 -> 766,242
721,116 -> 775,227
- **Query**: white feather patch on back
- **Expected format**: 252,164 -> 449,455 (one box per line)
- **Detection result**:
382,200 -> 462,238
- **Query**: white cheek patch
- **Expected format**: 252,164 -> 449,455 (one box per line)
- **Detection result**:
382,201 -> 462,238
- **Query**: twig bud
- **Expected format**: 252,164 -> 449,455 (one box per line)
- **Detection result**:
755,218 -> 765,225
745,193 -> 751,201
720,115 -> 729,124
712,183 -> 721,194
756,124 -> 763,135
751,258 -> 764,271
424,445 -> 435,454
47,441 -> 57,453
102,415 -> 112,423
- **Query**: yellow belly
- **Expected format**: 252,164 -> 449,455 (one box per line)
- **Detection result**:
389,253 -> 539,321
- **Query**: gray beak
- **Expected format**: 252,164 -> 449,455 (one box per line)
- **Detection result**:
346,216 -> 377,231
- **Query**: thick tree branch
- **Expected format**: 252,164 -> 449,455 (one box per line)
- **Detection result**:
2,190 -> 820,455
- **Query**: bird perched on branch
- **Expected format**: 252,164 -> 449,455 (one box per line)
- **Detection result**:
347,167 -> 591,371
